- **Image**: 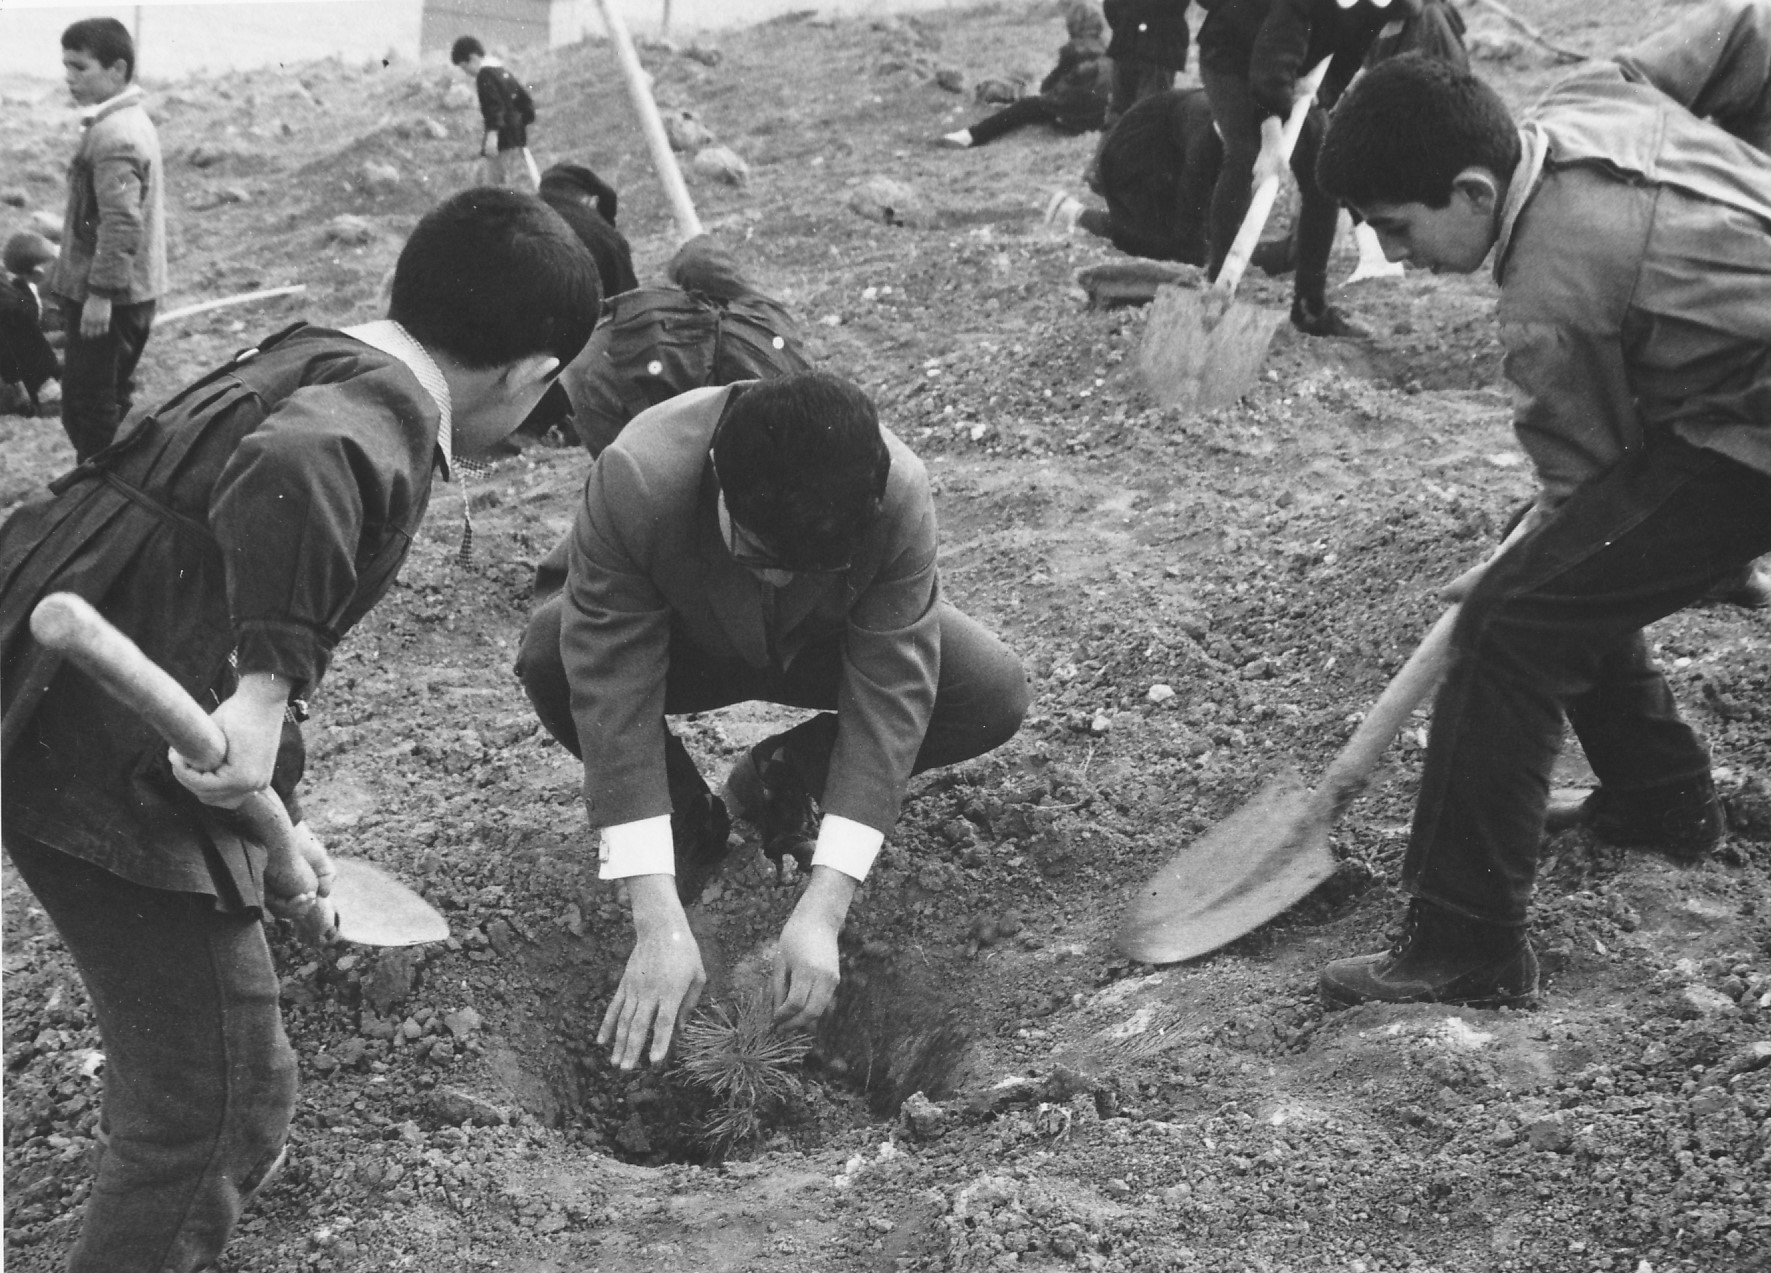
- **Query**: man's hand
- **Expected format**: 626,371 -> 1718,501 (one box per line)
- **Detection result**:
169,672 -> 291,809
1251,116 -> 1289,189
773,866 -> 858,1030
79,295 -> 112,340
599,875 -> 705,1069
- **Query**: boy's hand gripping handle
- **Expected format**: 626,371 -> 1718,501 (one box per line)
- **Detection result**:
29,592 -> 339,946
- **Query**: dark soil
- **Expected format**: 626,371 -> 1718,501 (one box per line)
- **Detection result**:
4,2 -> 1768,1270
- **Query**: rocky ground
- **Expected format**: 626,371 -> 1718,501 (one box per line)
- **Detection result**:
3,1 -> 1768,1270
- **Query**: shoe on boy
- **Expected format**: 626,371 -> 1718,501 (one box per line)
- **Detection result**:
1311,38 -> 1771,1009
0,187 -> 600,1273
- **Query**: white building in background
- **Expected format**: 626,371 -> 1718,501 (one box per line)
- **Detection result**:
0,0 -> 961,82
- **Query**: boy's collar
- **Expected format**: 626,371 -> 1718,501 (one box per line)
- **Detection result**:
81,83 -> 143,125
343,320 -> 455,478
1492,123 -> 1549,283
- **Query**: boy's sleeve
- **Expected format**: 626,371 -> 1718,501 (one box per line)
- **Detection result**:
475,70 -> 504,133
84,141 -> 148,299
208,368 -> 426,695
1616,0 -> 1771,150
820,464 -> 942,835
558,450 -> 677,828
1501,321 -> 1644,512
1042,44 -> 1082,94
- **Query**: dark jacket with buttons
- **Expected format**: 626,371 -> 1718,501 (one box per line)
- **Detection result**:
1104,0 -> 1193,71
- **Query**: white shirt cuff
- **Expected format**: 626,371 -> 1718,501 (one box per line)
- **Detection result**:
597,815 -> 675,880
810,814 -> 885,882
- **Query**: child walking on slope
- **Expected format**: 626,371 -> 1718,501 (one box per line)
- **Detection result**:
452,35 -> 542,192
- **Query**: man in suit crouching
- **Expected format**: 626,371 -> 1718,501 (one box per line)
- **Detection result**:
516,371 -> 1030,1068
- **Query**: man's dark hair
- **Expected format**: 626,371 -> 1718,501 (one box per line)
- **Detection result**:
62,18 -> 135,81
713,372 -> 892,570
390,188 -> 600,370
450,35 -> 486,65
1318,53 -> 1520,210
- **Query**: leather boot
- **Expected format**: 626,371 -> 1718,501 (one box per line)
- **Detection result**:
1543,775 -> 1720,864
722,743 -> 818,878
1319,899 -> 1539,1010
1290,296 -> 1370,339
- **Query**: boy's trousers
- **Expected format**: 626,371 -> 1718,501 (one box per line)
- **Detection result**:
1199,67 -> 1337,306
60,298 -> 155,462
1405,436 -> 1771,926
515,594 -> 1030,816
484,147 -> 541,193
4,832 -> 296,1273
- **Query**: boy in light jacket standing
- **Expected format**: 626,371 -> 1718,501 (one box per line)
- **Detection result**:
49,17 -> 166,462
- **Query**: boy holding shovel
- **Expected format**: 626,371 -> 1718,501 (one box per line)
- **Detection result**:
1311,43 -> 1771,1008
0,188 -> 599,1271
1195,0 -> 1419,337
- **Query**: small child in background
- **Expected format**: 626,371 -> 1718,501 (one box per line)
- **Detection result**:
1,232 -> 62,416
451,36 -> 540,192
940,3 -> 1112,148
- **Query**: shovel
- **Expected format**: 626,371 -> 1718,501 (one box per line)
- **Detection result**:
595,0 -> 705,243
1138,57 -> 1331,414
29,592 -> 449,948
1117,603 -> 1460,964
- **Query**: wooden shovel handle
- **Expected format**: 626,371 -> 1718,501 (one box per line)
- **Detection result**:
1317,603 -> 1460,816
595,0 -> 705,244
29,593 -> 337,943
1314,511 -> 1539,815
1214,57 -> 1332,300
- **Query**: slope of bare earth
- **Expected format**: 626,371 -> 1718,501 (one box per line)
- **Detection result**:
3,3 -> 1767,1271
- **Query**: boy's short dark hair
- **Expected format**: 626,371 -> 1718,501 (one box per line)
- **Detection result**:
390,188 -> 600,371
450,35 -> 486,65
4,232 -> 57,279
1318,53 -> 1520,209
61,17 -> 135,81
712,372 -> 892,571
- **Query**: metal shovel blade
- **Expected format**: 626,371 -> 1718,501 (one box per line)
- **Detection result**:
1116,773 -> 1337,965
1138,284 -> 1285,415
329,857 -> 450,947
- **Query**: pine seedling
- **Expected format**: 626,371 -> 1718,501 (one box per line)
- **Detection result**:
677,984 -> 808,1152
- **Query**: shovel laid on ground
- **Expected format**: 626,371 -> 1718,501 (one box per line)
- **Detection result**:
1138,57 -> 1331,414
1117,603 -> 1461,964
29,592 -> 449,948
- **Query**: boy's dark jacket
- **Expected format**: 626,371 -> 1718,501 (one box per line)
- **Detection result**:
1103,0 -> 1193,71
1040,9 -> 1114,126
0,324 -> 442,905
476,64 -> 535,142
1198,0 -> 1398,118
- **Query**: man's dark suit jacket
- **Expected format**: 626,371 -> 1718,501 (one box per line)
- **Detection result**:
558,384 -> 941,836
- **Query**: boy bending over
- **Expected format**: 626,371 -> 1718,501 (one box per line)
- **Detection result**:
1312,47 -> 1771,1008
0,188 -> 599,1271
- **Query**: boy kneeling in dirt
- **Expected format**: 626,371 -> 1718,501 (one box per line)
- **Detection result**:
1309,44 -> 1771,1010
516,371 -> 1031,1068
0,188 -> 599,1271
